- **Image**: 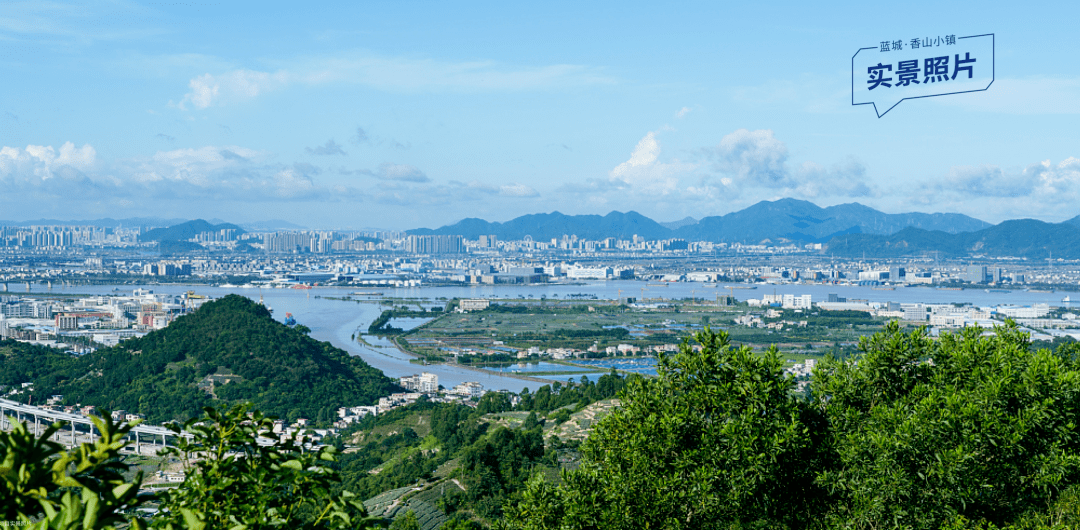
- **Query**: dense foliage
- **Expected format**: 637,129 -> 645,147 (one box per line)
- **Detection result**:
504,330 -> 826,530
152,404 -> 379,530
1,404 -> 381,530
3,295 -> 398,423
1,413 -> 149,529
0,339 -> 83,389
816,323 -> 1080,529
504,323 -> 1080,530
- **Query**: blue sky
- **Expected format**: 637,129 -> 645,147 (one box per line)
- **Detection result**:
2,0 -> 1079,229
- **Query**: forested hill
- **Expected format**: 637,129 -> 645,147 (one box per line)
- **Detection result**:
0,295 -> 398,423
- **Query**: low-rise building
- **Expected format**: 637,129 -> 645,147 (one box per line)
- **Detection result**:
459,299 -> 491,312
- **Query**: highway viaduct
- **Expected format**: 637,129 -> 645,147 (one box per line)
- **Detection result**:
0,397 -> 190,455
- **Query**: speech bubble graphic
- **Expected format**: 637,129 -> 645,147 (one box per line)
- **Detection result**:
853,33 -> 994,117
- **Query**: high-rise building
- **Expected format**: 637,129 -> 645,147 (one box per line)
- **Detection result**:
405,235 -> 464,254
477,235 -> 498,248
263,231 -> 336,253
889,266 -> 906,282
964,265 -> 988,283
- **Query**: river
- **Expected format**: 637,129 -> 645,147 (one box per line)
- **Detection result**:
12,280 -> 1074,392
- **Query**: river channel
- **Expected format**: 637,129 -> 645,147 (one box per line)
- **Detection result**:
12,280 -> 1074,392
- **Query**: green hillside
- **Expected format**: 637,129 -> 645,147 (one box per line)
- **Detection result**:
327,372 -> 628,528
0,295 -> 398,423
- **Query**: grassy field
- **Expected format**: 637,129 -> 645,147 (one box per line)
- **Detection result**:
388,298 -> 899,364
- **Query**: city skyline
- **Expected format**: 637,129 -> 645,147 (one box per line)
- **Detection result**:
2,0 -> 1079,229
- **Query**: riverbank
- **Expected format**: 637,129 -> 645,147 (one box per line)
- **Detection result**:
376,334 -> 564,385
433,360 -> 561,385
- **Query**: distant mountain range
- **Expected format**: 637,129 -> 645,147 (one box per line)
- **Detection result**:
408,199 -> 994,244
6,200 -> 1078,259
0,217 -> 190,229
826,219 -> 1080,259
0,218 -> 305,231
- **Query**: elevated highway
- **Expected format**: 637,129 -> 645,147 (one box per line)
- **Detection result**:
0,397 -> 191,455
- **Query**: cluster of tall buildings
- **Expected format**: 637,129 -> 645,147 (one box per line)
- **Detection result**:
193,229 -> 238,243
0,296 -> 54,319
963,265 -> 1016,284
0,226 -> 136,249
477,235 -> 498,248
471,233 -> 693,253
142,262 -> 192,276
405,235 -> 464,254
263,231 -> 337,253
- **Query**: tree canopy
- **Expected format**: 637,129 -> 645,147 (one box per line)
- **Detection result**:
1,403 -> 382,530
503,323 -> 1080,530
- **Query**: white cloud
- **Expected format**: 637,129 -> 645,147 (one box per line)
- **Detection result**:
125,147 -> 349,201
0,142 -> 370,206
705,129 -> 875,199
556,178 -> 629,194
904,157 -> 1080,222
0,142 -> 96,180
370,163 -> 429,183
448,180 -> 540,197
793,159 -> 874,198
685,179 -> 739,201
497,183 -> 540,197
1026,157 -> 1080,194
494,183 -> 540,198
932,165 -> 1032,197
131,145 -> 262,186
608,131 -> 693,194
711,129 -> 790,187
176,52 -> 614,109
676,106 -> 691,118
922,158 -> 1080,200
269,167 -> 319,198
306,139 -> 347,156
611,132 -> 660,178
180,69 -> 289,109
